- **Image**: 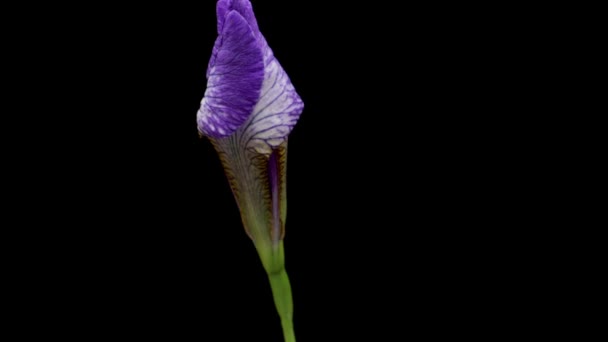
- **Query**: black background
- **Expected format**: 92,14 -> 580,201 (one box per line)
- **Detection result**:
9,1 -> 516,340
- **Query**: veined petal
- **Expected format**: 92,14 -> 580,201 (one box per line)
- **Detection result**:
212,0 -> 264,76
198,10 -> 264,138
216,1 -> 260,41
230,0 -> 260,37
216,0 -> 232,33
207,1 -> 232,76
238,57 -> 304,155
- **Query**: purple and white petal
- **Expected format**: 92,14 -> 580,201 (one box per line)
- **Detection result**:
239,56 -> 304,155
197,10 -> 264,138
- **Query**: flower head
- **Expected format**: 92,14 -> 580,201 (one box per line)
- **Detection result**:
197,0 -> 303,155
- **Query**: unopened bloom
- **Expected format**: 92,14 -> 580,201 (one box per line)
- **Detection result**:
197,1 -> 303,341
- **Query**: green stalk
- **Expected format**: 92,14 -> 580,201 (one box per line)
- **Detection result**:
269,267 -> 295,342
256,241 -> 295,342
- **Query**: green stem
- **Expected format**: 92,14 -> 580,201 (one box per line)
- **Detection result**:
280,317 -> 296,342
268,267 -> 295,342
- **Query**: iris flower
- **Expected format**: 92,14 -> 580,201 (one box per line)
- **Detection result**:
197,1 -> 303,340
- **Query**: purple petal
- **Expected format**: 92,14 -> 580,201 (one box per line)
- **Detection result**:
216,0 -> 259,37
216,0 -> 232,34
209,0 -> 260,78
197,10 -> 264,138
230,0 -> 260,37
269,149 -> 281,244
